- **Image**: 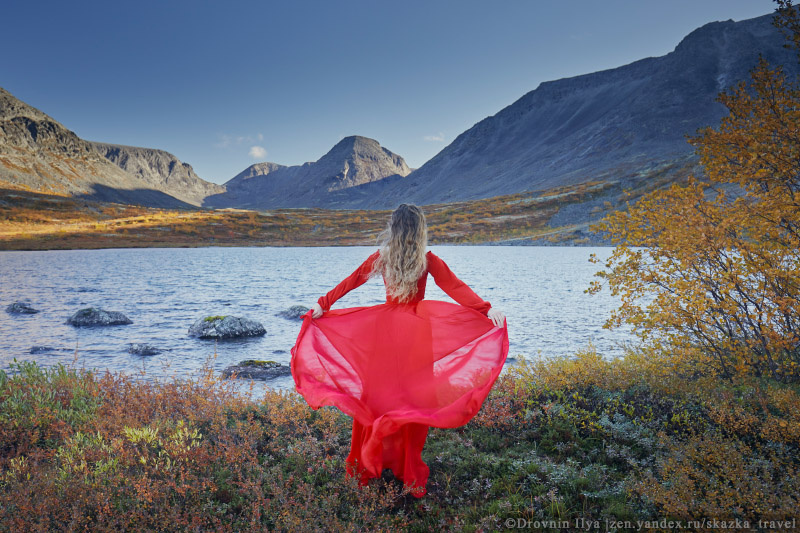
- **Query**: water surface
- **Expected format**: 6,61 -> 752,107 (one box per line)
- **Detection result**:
0,246 -> 632,390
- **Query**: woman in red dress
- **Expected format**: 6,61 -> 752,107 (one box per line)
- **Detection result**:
291,204 -> 509,497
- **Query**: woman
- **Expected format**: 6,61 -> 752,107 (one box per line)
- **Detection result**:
291,204 -> 508,497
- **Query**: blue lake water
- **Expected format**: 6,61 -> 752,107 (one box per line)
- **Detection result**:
0,246 -> 633,390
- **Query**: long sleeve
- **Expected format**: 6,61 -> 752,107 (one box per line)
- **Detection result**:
318,251 -> 380,311
426,252 -> 491,315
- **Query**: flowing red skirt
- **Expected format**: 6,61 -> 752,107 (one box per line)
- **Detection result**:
290,300 -> 509,496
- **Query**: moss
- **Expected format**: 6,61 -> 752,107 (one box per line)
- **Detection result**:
238,360 -> 279,367
203,315 -> 227,322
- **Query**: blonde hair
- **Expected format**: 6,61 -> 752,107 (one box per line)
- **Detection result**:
372,204 -> 428,302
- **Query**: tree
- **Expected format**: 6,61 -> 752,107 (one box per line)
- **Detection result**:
590,3 -> 800,382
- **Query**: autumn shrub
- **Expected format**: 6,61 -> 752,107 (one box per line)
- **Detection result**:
591,6 -> 800,382
0,363 -> 411,532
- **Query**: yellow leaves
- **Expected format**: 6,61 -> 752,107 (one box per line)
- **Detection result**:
592,55 -> 800,383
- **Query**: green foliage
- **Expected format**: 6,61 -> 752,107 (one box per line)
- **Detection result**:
0,360 -> 101,454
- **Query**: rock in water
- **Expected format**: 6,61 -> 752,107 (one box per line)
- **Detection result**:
188,316 -> 266,339
277,305 -> 310,320
67,307 -> 132,326
222,360 -> 291,380
30,346 -> 54,354
128,343 -> 161,356
6,302 -> 39,314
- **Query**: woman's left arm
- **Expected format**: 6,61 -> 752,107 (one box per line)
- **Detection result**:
428,252 -> 505,327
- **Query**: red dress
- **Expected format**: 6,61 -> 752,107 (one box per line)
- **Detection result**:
290,250 -> 509,496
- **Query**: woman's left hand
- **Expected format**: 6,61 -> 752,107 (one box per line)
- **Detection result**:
311,303 -> 323,319
488,308 -> 505,327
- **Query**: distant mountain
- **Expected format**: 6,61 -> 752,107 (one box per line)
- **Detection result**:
205,135 -> 411,208
349,12 -> 799,209
227,162 -> 287,187
89,142 -> 223,206
0,87 -> 218,207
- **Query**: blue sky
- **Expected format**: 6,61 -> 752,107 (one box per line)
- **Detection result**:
1,0 -> 776,184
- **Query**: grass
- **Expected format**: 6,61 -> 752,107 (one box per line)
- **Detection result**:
0,160 -> 693,250
1,346 -> 797,531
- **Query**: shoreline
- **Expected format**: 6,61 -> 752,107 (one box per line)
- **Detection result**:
0,240 -> 614,252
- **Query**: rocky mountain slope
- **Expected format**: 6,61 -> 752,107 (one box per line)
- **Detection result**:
89,142 -> 223,206
350,12 -> 799,209
0,87 -> 219,207
205,136 -> 410,208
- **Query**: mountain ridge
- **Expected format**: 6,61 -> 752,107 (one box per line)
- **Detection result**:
89,141 -> 224,206
358,11 -> 797,209
0,87 -> 220,207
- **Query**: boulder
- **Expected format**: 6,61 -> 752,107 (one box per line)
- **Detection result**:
6,302 -> 39,314
67,307 -> 132,326
128,343 -> 161,356
188,315 -> 266,339
277,305 -> 310,320
30,346 -> 54,354
222,360 -> 291,380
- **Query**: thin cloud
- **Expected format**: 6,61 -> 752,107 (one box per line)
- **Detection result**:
249,146 -> 267,159
424,132 -> 445,142
216,133 -> 264,149
214,134 -> 233,149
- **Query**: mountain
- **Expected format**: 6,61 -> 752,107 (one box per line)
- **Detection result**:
205,135 -> 411,209
227,162 -> 287,187
89,142 -> 224,206
349,12 -> 799,209
0,87 -> 219,207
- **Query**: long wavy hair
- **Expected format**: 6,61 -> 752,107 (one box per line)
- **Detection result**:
371,204 -> 428,302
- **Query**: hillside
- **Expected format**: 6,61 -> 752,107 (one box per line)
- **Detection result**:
89,142 -> 224,206
0,88 -> 217,208
346,12 -> 798,209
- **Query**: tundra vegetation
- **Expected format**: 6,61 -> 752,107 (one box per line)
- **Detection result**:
0,173 -> 680,249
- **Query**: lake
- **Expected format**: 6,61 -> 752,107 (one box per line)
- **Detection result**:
0,246 -> 633,390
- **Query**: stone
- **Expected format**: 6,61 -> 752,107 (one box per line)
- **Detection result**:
6,302 -> 39,314
128,343 -> 161,356
67,307 -> 132,326
277,305 -> 310,320
188,315 -> 266,339
222,360 -> 291,380
30,346 -> 54,354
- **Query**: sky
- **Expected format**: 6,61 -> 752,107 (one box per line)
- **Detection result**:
0,0 -> 776,184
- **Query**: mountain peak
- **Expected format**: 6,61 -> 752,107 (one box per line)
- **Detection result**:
207,136 -> 411,208
0,86 -> 60,124
226,162 -> 286,186
326,135 -> 381,154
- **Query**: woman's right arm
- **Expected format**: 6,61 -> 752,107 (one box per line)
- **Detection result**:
312,250 -> 380,317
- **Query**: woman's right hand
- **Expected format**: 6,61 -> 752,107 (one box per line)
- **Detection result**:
311,303 -> 323,319
488,308 -> 505,328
